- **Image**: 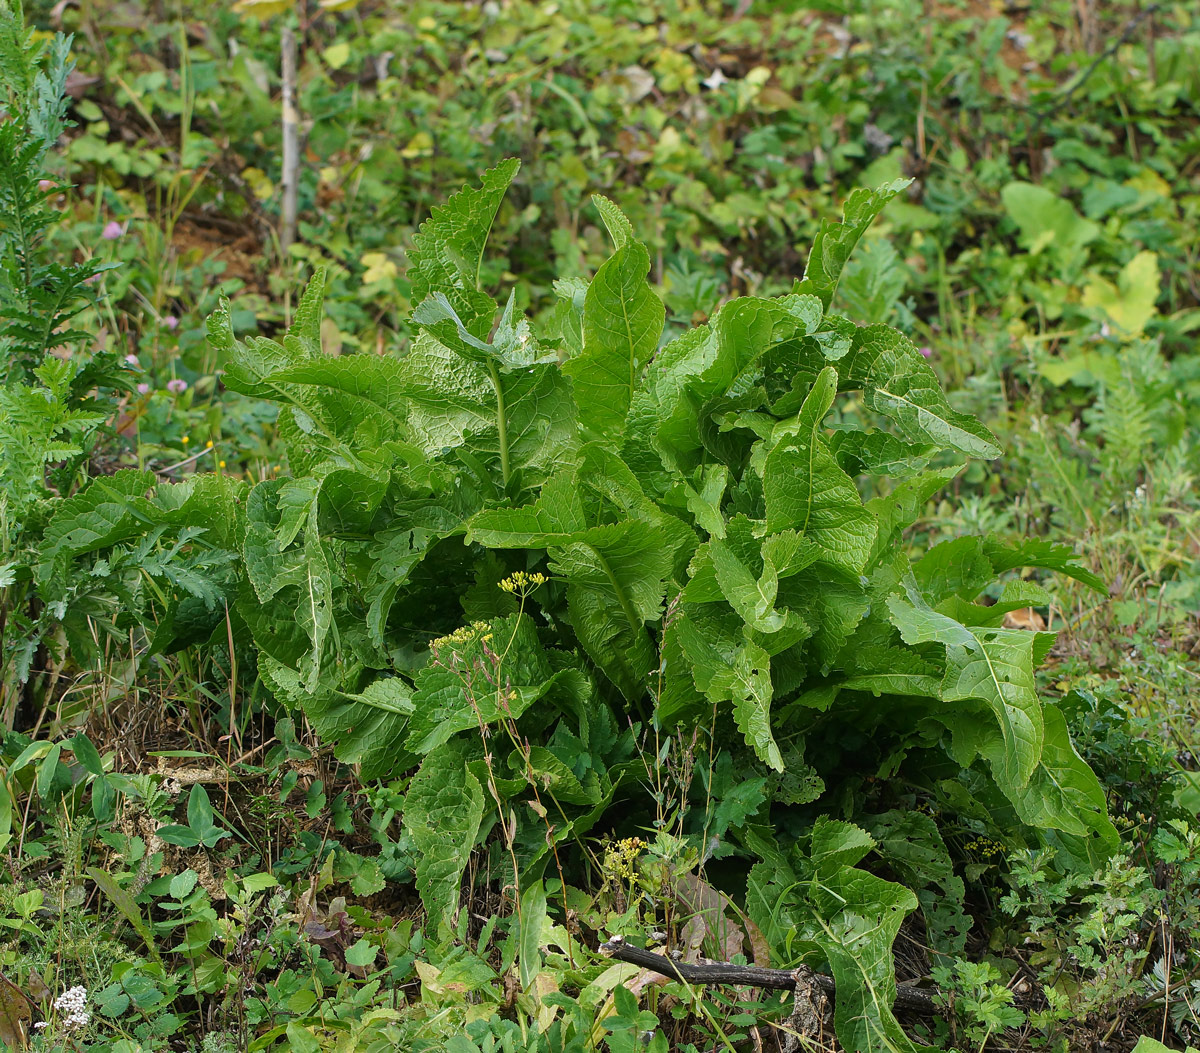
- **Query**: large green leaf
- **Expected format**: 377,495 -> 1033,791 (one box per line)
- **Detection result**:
866,465 -> 963,563
317,677 -> 416,782
799,819 -> 924,1053
296,510 -> 334,692
863,810 -> 971,957
218,273 -> 328,401
271,356 -> 411,434
709,640 -> 782,771
810,816 -> 876,879
408,159 -> 520,340
700,515 -> 818,634
815,866 -> 922,1053
843,327 -> 1001,459
466,471 -> 587,547
979,703 -> 1118,851
154,472 -> 245,549
38,469 -> 157,574
1001,181 -> 1098,271
243,477 -> 315,603
403,742 -> 486,936
551,520 -> 670,699
913,536 -> 996,603
830,430 -> 935,477
625,323 -> 718,480
564,211 -> 664,437
673,600 -> 746,697
763,367 -> 877,572
405,615 -> 558,755
888,582 -> 1043,794
983,536 -> 1105,593
796,180 -> 911,309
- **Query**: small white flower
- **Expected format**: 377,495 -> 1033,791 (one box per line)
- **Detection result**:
64,1009 -> 91,1030
702,68 -> 727,91
53,986 -> 91,1030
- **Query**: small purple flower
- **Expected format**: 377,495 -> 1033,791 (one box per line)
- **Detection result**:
136,382 -> 151,395
101,220 -> 124,240
163,315 -> 179,330
918,346 -> 933,359
38,179 -> 55,192
166,378 -> 188,394
124,354 -> 140,367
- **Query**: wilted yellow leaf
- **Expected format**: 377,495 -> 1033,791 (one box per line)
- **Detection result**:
319,0 -> 363,9
400,131 -> 433,159
323,42 -> 351,70
241,166 -> 274,201
232,0 -> 295,17
652,125 -> 684,163
360,252 -> 398,284
1082,251 -> 1160,338
1125,168 -> 1170,200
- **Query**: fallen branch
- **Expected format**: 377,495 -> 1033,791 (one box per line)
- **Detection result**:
599,936 -> 939,1015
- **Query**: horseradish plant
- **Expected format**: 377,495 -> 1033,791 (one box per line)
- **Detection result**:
207,162 -> 1112,1050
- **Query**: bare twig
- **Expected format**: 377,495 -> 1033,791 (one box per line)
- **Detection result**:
599,937 -> 939,1015
280,25 -> 300,255
1031,4 -> 1162,137
152,446 -> 214,477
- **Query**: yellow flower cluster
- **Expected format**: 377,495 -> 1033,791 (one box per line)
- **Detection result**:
965,836 -> 1007,861
499,571 -> 547,595
430,620 -> 492,653
603,836 -> 645,882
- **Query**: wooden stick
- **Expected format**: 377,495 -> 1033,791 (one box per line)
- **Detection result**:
599,937 -> 939,1015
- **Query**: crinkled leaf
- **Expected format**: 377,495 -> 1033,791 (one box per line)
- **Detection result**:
830,430 -> 935,477
39,469 -> 157,573
763,367 -> 877,572
467,471 -> 587,546
913,536 -> 995,603
296,512 -> 333,692
979,703 -> 1118,852
403,742 -> 486,935
406,616 -> 557,754
331,678 -> 416,781
866,465 -> 963,563
984,536 -> 1105,593
551,520 -> 669,699
844,327 -> 1001,459
814,865 -> 922,1053
810,816 -> 876,878
888,582 -> 1043,793
709,640 -> 782,771
796,179 -> 911,309
408,158 -> 519,340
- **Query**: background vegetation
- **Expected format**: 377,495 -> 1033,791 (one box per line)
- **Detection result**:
1,0 -> 1199,1050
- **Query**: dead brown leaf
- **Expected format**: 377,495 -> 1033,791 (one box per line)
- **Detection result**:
1003,607 -> 1046,630
0,971 -> 33,1050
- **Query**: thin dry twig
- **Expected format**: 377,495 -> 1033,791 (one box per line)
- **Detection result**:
280,26 -> 300,254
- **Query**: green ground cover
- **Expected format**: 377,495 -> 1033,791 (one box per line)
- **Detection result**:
1,0 -> 1199,1050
